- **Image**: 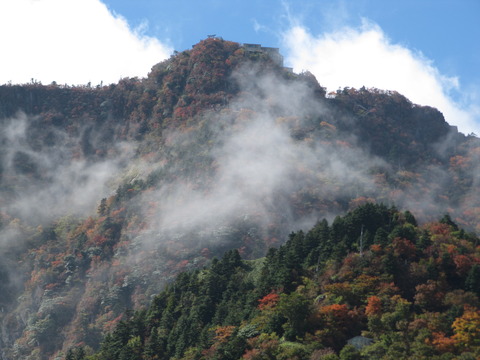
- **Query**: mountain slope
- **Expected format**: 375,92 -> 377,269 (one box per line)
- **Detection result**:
81,204 -> 480,359
0,37 -> 479,359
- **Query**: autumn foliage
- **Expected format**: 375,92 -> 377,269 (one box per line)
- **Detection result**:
1,36 -> 480,360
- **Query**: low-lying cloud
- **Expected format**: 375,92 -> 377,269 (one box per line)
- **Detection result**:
0,112 -> 132,224
136,68 -> 388,250
282,21 -> 479,135
0,0 -> 172,86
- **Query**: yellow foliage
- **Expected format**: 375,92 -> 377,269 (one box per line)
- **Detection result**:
452,307 -> 480,350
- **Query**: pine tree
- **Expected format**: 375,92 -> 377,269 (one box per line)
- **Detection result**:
465,264 -> 480,296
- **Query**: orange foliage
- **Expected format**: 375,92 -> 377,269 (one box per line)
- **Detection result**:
445,244 -> 457,255
103,313 -> 124,333
243,336 -> 280,359
392,237 -> 416,258
429,332 -> 457,353
45,283 -> 59,290
414,280 -> 445,311
214,325 -> 236,344
258,292 -> 279,311
319,304 -> 349,318
453,254 -> 473,276
51,260 -> 63,268
175,260 -> 189,270
365,296 -> 382,316
427,223 -> 452,238
92,235 -> 108,246
320,121 -> 336,131
242,349 -> 261,360
110,207 -> 126,217
315,304 -> 358,350
449,155 -> 470,171
370,244 -> 382,253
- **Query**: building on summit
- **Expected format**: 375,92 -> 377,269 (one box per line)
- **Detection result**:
241,43 -> 284,67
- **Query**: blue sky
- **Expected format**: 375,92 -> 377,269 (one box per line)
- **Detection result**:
102,0 -> 479,85
101,0 -> 479,88
0,0 -> 479,134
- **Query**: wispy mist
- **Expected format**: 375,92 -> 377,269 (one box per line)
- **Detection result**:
1,43 -> 480,359
0,112 -> 132,224
132,66 -> 391,253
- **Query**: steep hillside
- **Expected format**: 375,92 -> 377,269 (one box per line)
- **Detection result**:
75,204 -> 480,359
0,38 -> 479,359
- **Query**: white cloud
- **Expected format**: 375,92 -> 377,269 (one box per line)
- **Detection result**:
0,0 -> 172,86
283,21 -> 479,135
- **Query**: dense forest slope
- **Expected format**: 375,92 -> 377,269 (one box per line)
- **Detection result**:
0,38 -> 479,359
73,204 -> 480,360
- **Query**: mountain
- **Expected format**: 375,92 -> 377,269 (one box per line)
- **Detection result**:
0,37 -> 479,359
